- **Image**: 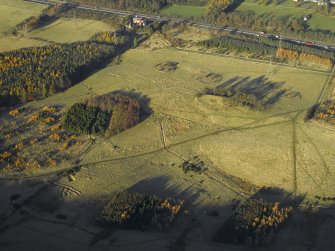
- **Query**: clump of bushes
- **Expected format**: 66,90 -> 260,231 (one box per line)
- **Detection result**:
63,93 -> 142,136
312,100 -> 335,125
213,199 -> 293,247
99,191 -> 183,231
180,157 -> 206,174
156,61 -> 179,72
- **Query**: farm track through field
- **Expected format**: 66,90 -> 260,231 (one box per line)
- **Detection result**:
0,108 -> 306,181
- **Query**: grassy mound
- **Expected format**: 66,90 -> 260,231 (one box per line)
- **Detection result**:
99,191 -> 183,231
213,199 -> 293,247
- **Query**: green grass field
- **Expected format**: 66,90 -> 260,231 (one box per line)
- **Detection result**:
29,18 -> 112,43
0,0 -> 45,34
308,13 -> 335,32
0,36 -> 48,52
161,4 -> 206,18
236,0 -> 335,32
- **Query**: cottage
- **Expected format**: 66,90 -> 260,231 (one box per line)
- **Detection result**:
133,16 -> 146,27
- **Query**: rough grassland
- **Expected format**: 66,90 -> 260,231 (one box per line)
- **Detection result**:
0,0 -> 45,34
1,29 -> 335,251
23,41 -> 334,197
29,18 -> 112,43
161,4 -> 206,18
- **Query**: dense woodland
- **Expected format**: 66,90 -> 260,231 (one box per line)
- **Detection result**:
63,93 -> 141,136
213,200 -> 293,247
0,32 -> 131,107
99,191 -> 183,230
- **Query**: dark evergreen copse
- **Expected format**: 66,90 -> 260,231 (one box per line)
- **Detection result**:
99,191 -> 183,231
63,93 -> 141,136
63,103 -> 109,135
213,199 -> 293,247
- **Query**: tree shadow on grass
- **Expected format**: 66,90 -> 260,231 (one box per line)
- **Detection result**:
2,171 -> 334,251
203,75 -> 287,109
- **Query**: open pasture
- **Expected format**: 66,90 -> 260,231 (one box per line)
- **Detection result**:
0,0 -> 45,34
29,18 -> 112,43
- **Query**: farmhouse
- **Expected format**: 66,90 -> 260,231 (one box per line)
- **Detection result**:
133,16 -> 146,26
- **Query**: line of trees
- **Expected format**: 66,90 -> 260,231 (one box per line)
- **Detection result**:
198,36 -> 334,64
0,31 -> 132,107
71,0 -> 207,12
14,3 -> 69,34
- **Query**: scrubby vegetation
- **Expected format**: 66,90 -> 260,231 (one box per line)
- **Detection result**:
99,191 -> 183,231
312,100 -> 335,125
0,31 -> 131,107
213,199 -> 293,247
156,61 -> 179,72
180,156 -> 207,173
63,93 -> 141,136
0,106 -> 88,173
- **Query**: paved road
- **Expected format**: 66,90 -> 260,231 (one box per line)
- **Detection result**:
26,0 -> 335,53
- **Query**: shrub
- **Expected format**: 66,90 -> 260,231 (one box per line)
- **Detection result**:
9,109 -> 19,116
47,158 -> 57,167
49,133 -> 61,141
213,199 -> 293,247
4,133 -> 13,140
42,106 -> 57,113
59,142 -> 68,152
51,124 -> 62,132
180,159 -> 206,173
0,151 -> 12,159
43,116 -> 55,124
24,161 -> 41,170
15,142 -> 24,150
14,158 -> 23,168
29,138 -> 38,145
27,113 -> 40,123
99,191 -> 183,231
